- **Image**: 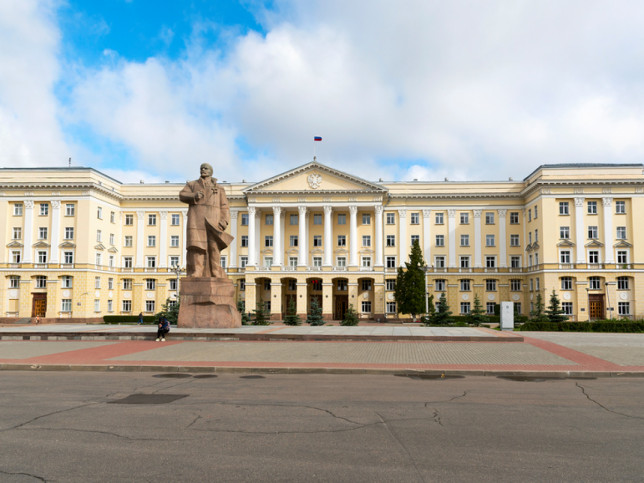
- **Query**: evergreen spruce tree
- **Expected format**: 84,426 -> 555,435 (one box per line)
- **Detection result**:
426,292 -> 452,326
467,294 -> 488,327
530,293 -> 549,322
393,240 -> 428,321
252,300 -> 271,325
306,298 -> 325,326
237,300 -> 251,325
157,297 -> 180,325
340,304 -> 359,326
545,289 -> 568,323
283,297 -> 301,326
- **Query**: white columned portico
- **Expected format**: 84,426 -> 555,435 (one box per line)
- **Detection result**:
159,211 -> 168,267
248,207 -> 257,267
136,210 -> 145,268
23,200 -> 34,263
50,201 -> 61,263
298,206 -> 308,266
473,209 -> 482,268
602,198 -> 614,263
574,197 -> 585,264
349,206 -> 358,267
448,209 -> 456,268
323,205 -> 333,267
422,209 -> 431,265
374,205 -> 383,267
273,206 -> 282,267
498,209 -> 507,268
229,210 -> 238,268
398,209 -> 407,266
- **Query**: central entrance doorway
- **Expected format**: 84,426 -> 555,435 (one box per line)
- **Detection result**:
32,293 -> 47,317
589,294 -> 605,320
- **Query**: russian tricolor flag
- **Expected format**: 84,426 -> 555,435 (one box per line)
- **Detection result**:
314,136 -> 322,141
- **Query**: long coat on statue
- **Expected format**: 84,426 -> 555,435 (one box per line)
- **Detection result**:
179,177 -> 232,253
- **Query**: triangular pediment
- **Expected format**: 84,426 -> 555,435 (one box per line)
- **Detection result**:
614,240 -> 632,248
33,241 -> 50,248
244,161 -> 387,194
108,247 -> 119,253
557,239 -> 575,247
6,241 -> 23,248
94,243 -> 106,251
585,240 -> 604,248
59,241 -> 76,249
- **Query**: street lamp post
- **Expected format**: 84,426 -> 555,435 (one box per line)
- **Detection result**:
171,264 -> 183,299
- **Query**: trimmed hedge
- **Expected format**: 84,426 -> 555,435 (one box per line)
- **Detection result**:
103,315 -> 157,324
519,320 -> 644,333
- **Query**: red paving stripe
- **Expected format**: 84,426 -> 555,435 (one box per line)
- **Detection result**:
522,336 -> 623,370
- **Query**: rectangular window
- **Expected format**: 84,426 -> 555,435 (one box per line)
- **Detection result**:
94,299 -> 100,312
587,201 -> 597,214
313,235 -> 322,247
124,236 -> 133,247
460,234 -> 469,247
361,301 -> 372,313
616,226 -> 626,239
171,214 -> 180,225
460,302 -> 471,315
510,279 -> 521,291
411,235 -> 420,246
147,235 -> 156,247
148,214 -> 156,226
460,212 -> 469,224
386,235 -> 395,247
615,201 -> 626,214
107,300 -> 113,312
40,203 -> 49,216
96,230 -> 102,242
313,256 -> 322,268
95,276 -> 101,289
560,250 -> 571,264
336,256 -> 346,267
241,235 -> 248,247
460,256 -> 470,268
65,203 -> 75,216
146,256 -> 156,268
146,279 -> 156,290
110,211 -> 115,223
559,202 -> 569,215
62,276 -> 73,288
39,227 -> 48,239
362,213 -> 371,225
337,214 -> 346,225
241,213 -> 249,226
617,250 -> 628,264
588,226 -> 598,239
510,234 -> 520,247
510,212 -> 519,224
534,206 -> 538,219
460,279 -> 471,291
265,214 -> 274,225
9,275 -> 20,288
561,277 -> 573,290
435,212 -> 444,224
11,250 -> 22,263
288,214 -> 299,225
528,209 -> 532,222
588,250 -> 599,264
125,214 -> 133,225
486,256 -> 496,268
485,234 -> 495,247
434,255 -> 445,268
109,233 -> 115,245
63,251 -> 73,264
410,212 -> 419,224
35,276 -> 47,289
61,299 -> 72,312
486,279 -> 497,291
13,203 -> 23,216
435,235 -> 445,247
618,302 -> 630,316
386,213 -> 395,224
435,279 -> 446,291
265,235 -> 273,247
38,251 -> 48,263
589,277 -> 601,290
486,302 -> 495,315
239,280 -> 246,291
386,256 -> 396,268
362,235 -> 371,247
170,235 -> 179,247
386,302 -> 397,314
559,302 -> 572,316
290,235 -> 298,247
617,276 -> 629,290
122,279 -> 132,290
122,300 -> 132,312
108,278 -> 114,290
337,235 -> 346,246
145,300 -> 155,313
386,279 -> 396,290
240,256 -> 248,268
361,256 -> 372,268
97,207 -> 103,219
559,226 -> 570,239
485,212 -> 495,225
12,227 -> 22,239
169,255 -> 180,267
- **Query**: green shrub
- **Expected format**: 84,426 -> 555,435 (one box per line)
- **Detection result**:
519,320 -> 644,333
340,304 -> 359,326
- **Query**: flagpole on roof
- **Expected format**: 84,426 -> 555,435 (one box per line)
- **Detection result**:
313,136 -> 322,161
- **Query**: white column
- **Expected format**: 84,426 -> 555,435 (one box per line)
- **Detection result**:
349,205 -> 358,267
181,210 -> 188,268
50,201 -> 61,263
254,208 -> 261,266
498,209 -> 507,268
422,209 -> 431,265
298,206 -> 307,266
448,209 -> 456,268
273,206 -> 282,267
323,205 -> 333,267
23,200 -> 34,263
574,197 -> 585,264
602,197 -> 614,263
281,210 -> 286,266
375,205 -> 383,267
136,210 -> 145,268
229,210 -> 238,268
473,209 -> 482,268
398,209 -> 407,266
159,210 -> 168,267
248,207 -> 257,267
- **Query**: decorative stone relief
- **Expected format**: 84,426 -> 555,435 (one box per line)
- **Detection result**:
307,173 -> 322,189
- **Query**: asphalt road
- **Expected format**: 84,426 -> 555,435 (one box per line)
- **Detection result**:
1,372 -> 642,482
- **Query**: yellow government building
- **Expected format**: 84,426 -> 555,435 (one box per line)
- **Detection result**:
1,161 -> 642,323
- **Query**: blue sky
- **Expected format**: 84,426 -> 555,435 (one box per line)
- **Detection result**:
2,0 -> 644,184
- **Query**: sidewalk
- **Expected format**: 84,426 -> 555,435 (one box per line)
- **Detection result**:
1,324 -> 643,377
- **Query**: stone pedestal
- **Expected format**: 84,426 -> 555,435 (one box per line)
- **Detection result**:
178,277 -> 241,328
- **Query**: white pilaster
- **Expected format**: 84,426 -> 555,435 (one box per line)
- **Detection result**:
498,209 -> 507,268
50,201 -> 61,263
574,197 -> 585,264
248,207 -> 257,266
181,210 -> 188,268
375,205 -> 383,266
254,208 -> 261,266
323,205 -> 333,267
349,206 -> 358,267
273,206 -> 282,267
448,209 -> 456,268
398,209 -> 407,266
298,206 -> 307,266
136,210 -> 145,268
159,210 -> 168,267
473,209 -> 482,268
602,197 -> 614,263
422,209 -> 431,264
23,200 -> 34,263
229,210 -> 238,268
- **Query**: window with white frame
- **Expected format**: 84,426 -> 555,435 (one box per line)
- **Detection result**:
435,279 -> 446,291
241,235 -> 248,247
485,279 -> 497,291
123,256 -> 133,268
338,213 -> 346,225
460,256 -> 470,268
617,276 -> 629,290
145,300 -> 155,312
107,300 -> 113,312
534,229 -> 538,242
122,278 -> 132,290
386,213 -> 395,224
460,234 -> 469,247
61,299 -> 72,312
528,232 -> 532,244
589,277 -> 601,290
434,256 -> 445,268
122,300 -> 132,312
240,213 -> 248,225
534,206 -> 538,218
460,302 -> 471,314
559,201 -> 569,215
361,301 -> 372,313
562,302 -> 573,315
485,212 -> 495,224
65,203 -> 75,216
289,256 -> 297,267
410,212 -> 419,224
617,250 -> 628,264
336,256 -> 346,267
510,256 -> 521,268
110,211 -> 115,223
265,235 -> 273,247
313,256 -> 322,267
220,256 -> 227,268
337,235 -> 346,246
559,226 -> 570,239
35,276 -> 47,288
63,251 -> 73,264
38,251 -> 48,263
13,203 -> 23,216
460,279 -> 471,291
510,234 -> 520,246
240,256 -> 248,268
94,299 -> 100,312
96,230 -> 102,242
361,256 -> 371,268
560,250 -> 571,264
435,212 -> 444,224
485,256 -> 496,268
386,302 -> 397,314
362,280 -> 372,291
145,278 -> 156,290
125,214 -> 133,225
10,250 -> 22,263
561,277 -> 573,290
486,302 -> 495,315
460,212 -> 469,224
108,254 -> 115,266
12,227 -> 22,239
618,302 -> 630,316
39,227 -> 48,239
411,235 -> 420,246
313,235 -> 322,247
171,214 -> 180,225
435,234 -> 445,247
239,280 -> 246,291
312,213 -> 322,225
362,235 -> 371,247
266,214 -> 274,225
510,279 -> 521,291
39,203 -> 48,216
386,235 -> 395,247
62,226 -> 73,239
108,277 -> 114,290
146,256 -> 156,268
386,279 -> 396,290
510,212 -> 519,224
615,201 -> 626,214
616,226 -> 626,239
94,276 -> 101,289
587,201 -> 597,214
362,213 -> 371,225
290,235 -> 298,247
147,235 -> 156,247
170,235 -> 179,247
588,226 -> 598,239
109,233 -> 115,245
169,255 -> 180,267
62,276 -> 72,288
148,214 -> 156,225
588,250 -> 599,264
535,278 -> 540,290
97,206 -> 103,219
169,279 -> 178,292
9,275 -> 20,288
386,256 -> 396,268
486,234 -> 495,247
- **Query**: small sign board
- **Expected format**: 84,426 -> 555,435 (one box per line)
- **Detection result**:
500,301 -> 514,330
